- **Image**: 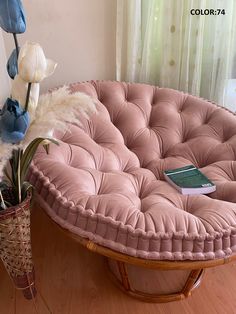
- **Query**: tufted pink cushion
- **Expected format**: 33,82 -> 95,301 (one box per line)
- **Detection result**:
29,81 -> 236,261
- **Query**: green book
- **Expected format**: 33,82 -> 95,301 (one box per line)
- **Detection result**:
164,165 -> 216,195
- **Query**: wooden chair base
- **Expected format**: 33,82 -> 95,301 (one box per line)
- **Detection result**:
107,259 -> 204,303
43,206 -> 236,303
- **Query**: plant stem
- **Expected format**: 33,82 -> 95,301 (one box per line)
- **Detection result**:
17,149 -> 22,204
24,83 -> 32,112
13,33 -> 20,58
0,190 -> 6,210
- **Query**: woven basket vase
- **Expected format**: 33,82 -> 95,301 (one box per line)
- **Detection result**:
0,190 -> 36,299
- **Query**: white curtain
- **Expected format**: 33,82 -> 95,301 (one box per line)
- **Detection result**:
0,30 -> 10,104
116,0 -> 236,106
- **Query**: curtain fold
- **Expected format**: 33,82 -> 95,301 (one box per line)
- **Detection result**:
116,0 -> 236,105
0,30 -> 10,104
116,0 -> 142,82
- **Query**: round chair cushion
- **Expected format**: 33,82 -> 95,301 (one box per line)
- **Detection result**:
29,81 -> 236,261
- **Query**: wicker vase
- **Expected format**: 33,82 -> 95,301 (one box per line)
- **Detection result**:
0,190 -> 36,299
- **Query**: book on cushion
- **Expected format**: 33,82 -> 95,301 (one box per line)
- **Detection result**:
164,165 -> 216,195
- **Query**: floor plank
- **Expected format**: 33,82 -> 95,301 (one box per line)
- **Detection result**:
0,206 -> 236,314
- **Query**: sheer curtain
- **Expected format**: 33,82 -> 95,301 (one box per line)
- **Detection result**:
116,0 -> 236,106
0,30 -> 10,104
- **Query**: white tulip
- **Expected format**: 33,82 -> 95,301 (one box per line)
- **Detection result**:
11,74 -> 40,119
18,41 -> 57,83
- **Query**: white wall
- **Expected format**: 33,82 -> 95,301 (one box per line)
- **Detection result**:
3,0 -> 117,92
0,30 -> 10,103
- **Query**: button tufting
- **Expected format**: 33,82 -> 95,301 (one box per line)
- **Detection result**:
30,80 -> 236,262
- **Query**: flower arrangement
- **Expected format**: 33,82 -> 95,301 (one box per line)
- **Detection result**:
0,0 -> 96,300
0,0 -> 96,208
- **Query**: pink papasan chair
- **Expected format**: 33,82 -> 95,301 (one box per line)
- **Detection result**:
29,81 -> 236,302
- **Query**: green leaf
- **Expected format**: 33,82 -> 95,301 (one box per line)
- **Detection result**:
10,150 -> 19,187
20,137 -> 58,184
43,144 -> 50,154
3,169 -> 13,184
10,149 -> 23,204
21,181 -> 34,201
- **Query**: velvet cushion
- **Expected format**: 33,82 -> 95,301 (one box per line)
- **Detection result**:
29,81 -> 236,261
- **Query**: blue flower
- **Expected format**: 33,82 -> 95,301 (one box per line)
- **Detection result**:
7,48 -> 18,79
0,0 -> 26,34
0,98 -> 30,143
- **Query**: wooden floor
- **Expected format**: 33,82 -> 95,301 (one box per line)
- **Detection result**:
1,206 -> 236,314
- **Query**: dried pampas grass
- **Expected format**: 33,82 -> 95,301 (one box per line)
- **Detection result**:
0,141 -> 15,179
0,86 -> 96,178
22,86 -> 97,146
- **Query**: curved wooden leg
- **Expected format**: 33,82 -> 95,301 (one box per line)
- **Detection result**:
117,261 -> 131,291
182,269 -> 204,297
107,258 -> 204,303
